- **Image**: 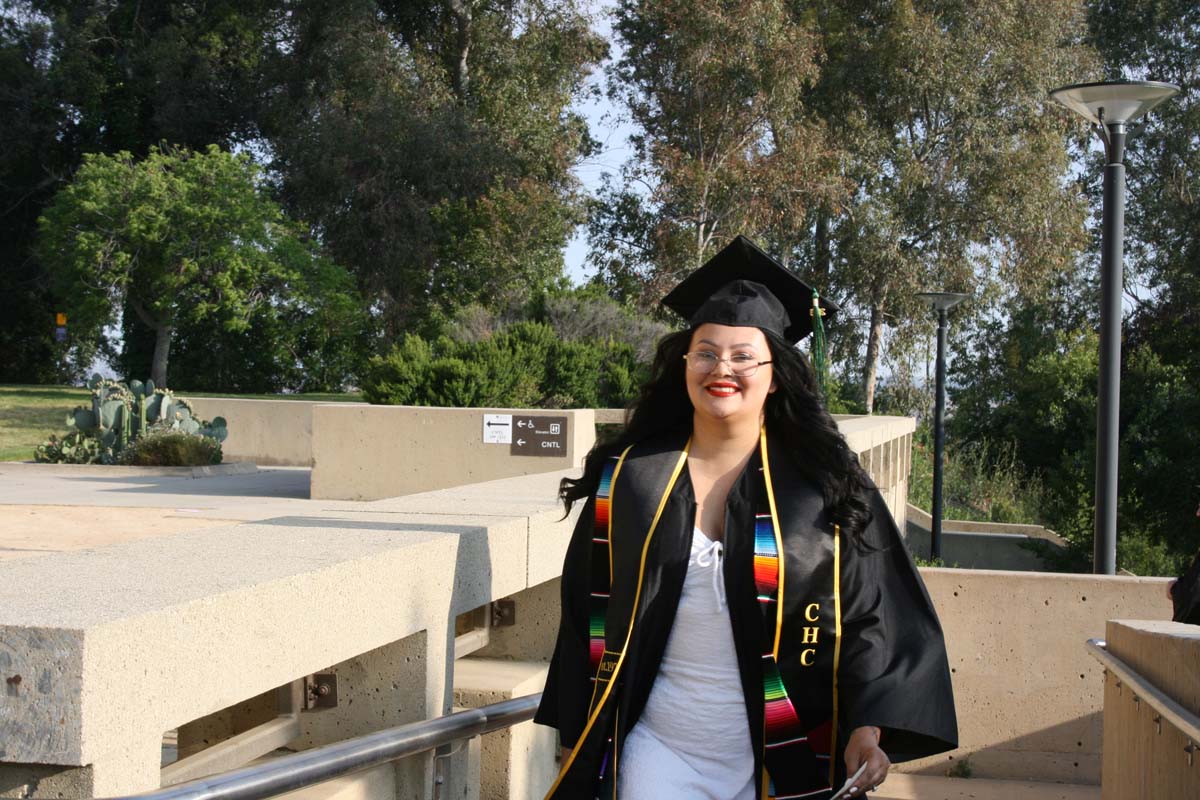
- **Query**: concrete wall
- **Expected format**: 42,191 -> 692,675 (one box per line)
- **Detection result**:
186,397 -> 322,467
1100,619 -> 1200,800
453,660 -> 556,800
311,406 -> 596,501
904,505 -> 1067,571
835,415 -> 914,530
905,570 -> 1172,784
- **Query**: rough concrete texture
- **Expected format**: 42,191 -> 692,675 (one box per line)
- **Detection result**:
291,632 -> 436,800
0,505 -> 243,562
0,464 -> 589,797
453,659 -> 556,800
1100,620 -> 1199,800
274,762 -> 397,800
0,463 -> 316,515
836,416 -> 914,530
476,580 -> 562,663
176,688 -> 278,759
904,570 -> 1173,784
187,397 -> 323,467
874,774 -> 1099,799
310,406 -> 595,501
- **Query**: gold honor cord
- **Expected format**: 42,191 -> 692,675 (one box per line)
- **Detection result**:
759,428 -> 785,660
545,441 -> 692,799
829,523 -> 843,787
759,427 -> 785,800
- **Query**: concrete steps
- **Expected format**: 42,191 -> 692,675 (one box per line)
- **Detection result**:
875,775 -> 1099,799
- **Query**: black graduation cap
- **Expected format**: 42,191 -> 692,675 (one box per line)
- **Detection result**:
661,235 -> 839,344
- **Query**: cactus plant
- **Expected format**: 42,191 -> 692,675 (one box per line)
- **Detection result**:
42,377 -> 230,465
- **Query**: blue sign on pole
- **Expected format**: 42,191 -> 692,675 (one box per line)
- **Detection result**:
55,326 -> 67,343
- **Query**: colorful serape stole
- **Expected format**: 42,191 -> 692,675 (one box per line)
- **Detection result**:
756,432 -> 833,800
588,456 -> 619,675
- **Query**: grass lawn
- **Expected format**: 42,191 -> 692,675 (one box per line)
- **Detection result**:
0,384 -> 364,462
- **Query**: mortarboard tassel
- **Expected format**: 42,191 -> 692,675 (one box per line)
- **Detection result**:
810,290 -> 829,400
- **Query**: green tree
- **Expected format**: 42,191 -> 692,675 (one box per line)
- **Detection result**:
263,0 -> 604,339
592,0 -> 843,306
0,7 -> 93,381
37,144 -> 358,387
0,0 -> 281,381
803,0 -> 1096,411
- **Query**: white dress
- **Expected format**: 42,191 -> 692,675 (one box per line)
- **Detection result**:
617,528 -> 757,800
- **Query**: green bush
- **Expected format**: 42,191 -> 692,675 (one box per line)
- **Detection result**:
34,431 -> 109,464
908,422 -> 1046,525
115,429 -> 222,466
362,322 -> 646,409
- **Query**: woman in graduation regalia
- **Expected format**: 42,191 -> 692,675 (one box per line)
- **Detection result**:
535,235 -> 957,799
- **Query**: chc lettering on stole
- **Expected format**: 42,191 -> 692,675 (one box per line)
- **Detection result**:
800,602 -> 819,667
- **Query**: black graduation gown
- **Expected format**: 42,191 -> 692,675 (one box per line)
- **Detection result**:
535,432 -> 957,799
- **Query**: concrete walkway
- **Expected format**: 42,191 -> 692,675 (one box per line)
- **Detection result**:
875,774 -> 1098,799
0,463 -> 370,561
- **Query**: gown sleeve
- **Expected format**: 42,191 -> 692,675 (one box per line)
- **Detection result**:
836,486 -> 958,761
533,495 -> 596,747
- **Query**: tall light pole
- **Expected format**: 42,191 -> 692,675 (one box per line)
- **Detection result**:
915,291 -> 969,563
1049,80 -> 1179,575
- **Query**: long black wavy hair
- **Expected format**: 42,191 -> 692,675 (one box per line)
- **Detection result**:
560,326 -> 874,543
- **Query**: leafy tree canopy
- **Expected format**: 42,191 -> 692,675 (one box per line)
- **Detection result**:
36,144 -> 360,387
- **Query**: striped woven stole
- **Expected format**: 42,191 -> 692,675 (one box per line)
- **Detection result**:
588,455 -> 619,675
756,432 -> 833,800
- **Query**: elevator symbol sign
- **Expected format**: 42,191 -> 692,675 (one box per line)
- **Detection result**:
510,415 -> 569,457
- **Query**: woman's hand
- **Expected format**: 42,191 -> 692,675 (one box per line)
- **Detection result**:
843,726 -> 889,794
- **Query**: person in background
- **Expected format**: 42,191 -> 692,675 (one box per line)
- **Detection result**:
1166,497 -> 1200,624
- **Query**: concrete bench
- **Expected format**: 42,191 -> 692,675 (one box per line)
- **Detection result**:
0,471 -> 575,798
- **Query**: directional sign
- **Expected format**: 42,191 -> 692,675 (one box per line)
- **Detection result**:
482,414 -> 513,444
510,415 -> 568,457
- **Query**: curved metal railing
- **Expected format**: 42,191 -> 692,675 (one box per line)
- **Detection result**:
98,694 -> 541,800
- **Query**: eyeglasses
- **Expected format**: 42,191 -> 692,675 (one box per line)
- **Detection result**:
683,351 -> 773,377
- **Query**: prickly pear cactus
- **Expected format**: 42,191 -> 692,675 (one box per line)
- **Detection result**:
46,376 -> 231,465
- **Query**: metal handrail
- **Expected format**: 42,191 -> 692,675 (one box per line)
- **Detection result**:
98,694 -> 541,800
1086,638 -> 1200,742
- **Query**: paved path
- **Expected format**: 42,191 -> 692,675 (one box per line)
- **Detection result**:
0,463 -> 370,561
874,774 -> 1099,799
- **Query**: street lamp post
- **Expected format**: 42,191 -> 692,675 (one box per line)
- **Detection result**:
915,291 -> 969,563
1049,80 -> 1179,575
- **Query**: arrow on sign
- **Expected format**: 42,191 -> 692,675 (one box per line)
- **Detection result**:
517,420 -> 526,428
516,439 -> 526,446
486,420 -> 510,427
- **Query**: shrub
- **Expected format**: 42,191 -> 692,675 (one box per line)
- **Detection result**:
115,429 -> 222,466
361,335 -> 435,405
363,323 -> 646,409
35,431 -> 110,464
909,422 -> 1046,525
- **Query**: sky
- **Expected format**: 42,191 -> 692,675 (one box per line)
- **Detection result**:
561,4 -> 633,285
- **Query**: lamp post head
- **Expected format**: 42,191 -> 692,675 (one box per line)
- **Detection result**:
915,291 -> 970,313
1050,80 -> 1179,127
